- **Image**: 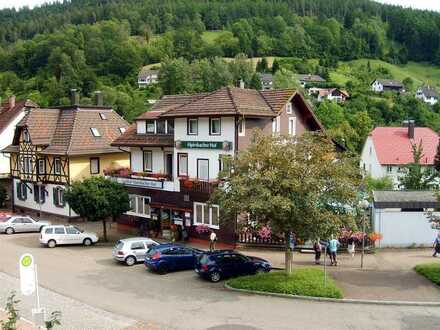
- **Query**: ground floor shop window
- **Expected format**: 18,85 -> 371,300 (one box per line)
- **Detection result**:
194,202 -> 219,229
128,195 -> 151,218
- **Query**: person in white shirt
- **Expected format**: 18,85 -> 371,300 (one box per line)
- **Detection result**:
209,231 -> 217,251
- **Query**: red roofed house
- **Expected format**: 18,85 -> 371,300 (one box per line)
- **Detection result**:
360,121 -> 439,187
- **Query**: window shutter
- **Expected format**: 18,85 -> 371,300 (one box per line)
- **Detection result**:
53,187 -> 58,206
61,190 -> 66,206
34,185 -> 38,203
16,182 -> 21,200
41,186 -> 46,204
22,184 -> 27,200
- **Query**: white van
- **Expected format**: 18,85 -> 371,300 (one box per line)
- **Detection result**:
40,225 -> 99,248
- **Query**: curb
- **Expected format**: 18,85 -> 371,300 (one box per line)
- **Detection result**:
224,283 -> 440,307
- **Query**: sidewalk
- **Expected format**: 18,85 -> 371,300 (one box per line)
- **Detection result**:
237,248 -> 440,302
0,310 -> 36,330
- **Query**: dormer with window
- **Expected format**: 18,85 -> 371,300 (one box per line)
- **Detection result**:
136,119 -> 174,135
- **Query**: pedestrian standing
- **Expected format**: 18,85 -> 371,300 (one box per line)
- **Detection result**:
313,240 -> 322,265
347,236 -> 355,258
289,232 -> 296,252
329,236 -> 340,266
209,231 -> 217,251
433,233 -> 440,257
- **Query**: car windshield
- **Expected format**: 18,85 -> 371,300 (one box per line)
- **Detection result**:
73,226 -> 84,233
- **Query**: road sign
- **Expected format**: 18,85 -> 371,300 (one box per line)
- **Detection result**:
19,254 -> 36,296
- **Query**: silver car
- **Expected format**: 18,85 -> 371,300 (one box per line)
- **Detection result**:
112,237 -> 159,266
0,215 -> 51,234
40,225 -> 99,248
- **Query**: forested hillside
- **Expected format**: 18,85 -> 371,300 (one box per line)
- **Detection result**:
1,0 -> 440,151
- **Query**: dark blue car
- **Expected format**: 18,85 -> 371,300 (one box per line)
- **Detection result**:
195,250 -> 271,282
144,243 -> 204,274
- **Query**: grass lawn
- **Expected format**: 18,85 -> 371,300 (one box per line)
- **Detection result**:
415,263 -> 440,285
227,268 -> 343,299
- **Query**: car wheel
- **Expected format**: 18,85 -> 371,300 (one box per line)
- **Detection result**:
158,264 -> 169,275
5,227 -> 14,235
210,271 -> 221,283
47,240 -> 56,248
125,256 -> 136,266
83,238 -> 92,246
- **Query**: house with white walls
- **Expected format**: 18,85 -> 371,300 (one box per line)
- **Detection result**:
138,68 -> 159,88
360,121 -> 439,188
371,79 -> 404,93
416,85 -> 439,105
111,87 -> 324,244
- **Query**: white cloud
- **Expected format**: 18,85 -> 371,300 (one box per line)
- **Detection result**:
375,0 -> 440,11
0,0 -> 59,10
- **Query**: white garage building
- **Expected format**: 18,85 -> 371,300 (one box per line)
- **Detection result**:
373,190 -> 439,248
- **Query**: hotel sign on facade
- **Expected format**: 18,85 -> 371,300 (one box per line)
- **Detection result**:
176,140 -> 232,150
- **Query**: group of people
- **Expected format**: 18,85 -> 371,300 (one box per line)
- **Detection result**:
312,237 -> 347,266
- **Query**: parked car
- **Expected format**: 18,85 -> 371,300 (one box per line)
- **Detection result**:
144,243 -> 204,274
112,237 -> 159,266
40,225 -> 98,248
0,215 -> 51,234
195,250 -> 271,282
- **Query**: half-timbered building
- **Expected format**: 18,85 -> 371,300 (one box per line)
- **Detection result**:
111,87 -> 324,244
2,104 -> 129,218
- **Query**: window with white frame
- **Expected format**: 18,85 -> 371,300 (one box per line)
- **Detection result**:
238,118 -> 245,136
146,120 -> 156,134
22,157 -> 32,173
178,153 -> 188,176
127,195 -> 151,218
286,103 -> 293,114
90,157 -> 100,174
99,113 -> 107,120
210,118 -> 221,135
38,159 -> 45,175
272,116 -> 280,133
386,165 -> 393,174
143,151 -> 153,172
54,158 -> 61,175
188,118 -> 198,135
288,117 -> 296,136
23,129 -> 30,143
137,120 -> 146,134
90,128 -> 101,137
194,202 -> 219,229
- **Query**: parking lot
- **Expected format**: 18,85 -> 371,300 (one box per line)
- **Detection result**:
1,231 -> 440,330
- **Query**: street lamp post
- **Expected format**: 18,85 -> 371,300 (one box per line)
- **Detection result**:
359,199 -> 370,269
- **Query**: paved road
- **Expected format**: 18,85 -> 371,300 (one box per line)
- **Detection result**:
1,233 -> 440,330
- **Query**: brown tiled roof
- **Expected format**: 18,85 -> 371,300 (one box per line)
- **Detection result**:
13,106 -> 128,156
151,93 -> 210,113
159,87 -> 281,118
0,99 -> 37,134
136,110 -> 166,120
111,124 -> 174,147
260,89 -> 296,113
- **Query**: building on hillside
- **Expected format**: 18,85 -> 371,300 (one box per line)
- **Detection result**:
297,74 -> 326,88
308,88 -> 349,103
1,91 -> 129,219
110,87 -> 324,245
372,190 -> 439,248
138,68 -> 159,88
416,85 -> 439,105
371,79 -> 404,93
360,121 -> 439,188
257,73 -> 274,91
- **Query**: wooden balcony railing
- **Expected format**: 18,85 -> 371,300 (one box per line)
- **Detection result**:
179,178 -> 218,194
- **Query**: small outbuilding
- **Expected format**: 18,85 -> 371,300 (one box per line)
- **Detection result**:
372,190 -> 439,248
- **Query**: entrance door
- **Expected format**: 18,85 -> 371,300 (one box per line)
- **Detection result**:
165,153 -> 173,178
197,159 -> 209,181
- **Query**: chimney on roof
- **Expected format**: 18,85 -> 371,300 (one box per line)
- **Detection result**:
95,91 -> 103,107
70,89 -> 80,106
8,95 -> 16,108
403,120 -> 415,139
239,79 -> 245,89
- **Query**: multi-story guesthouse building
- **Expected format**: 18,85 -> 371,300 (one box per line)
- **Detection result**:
360,121 -> 439,188
2,95 -> 129,218
111,87 -> 324,244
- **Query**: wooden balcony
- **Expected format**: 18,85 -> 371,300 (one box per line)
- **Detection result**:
179,178 -> 218,194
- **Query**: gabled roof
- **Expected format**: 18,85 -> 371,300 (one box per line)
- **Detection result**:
158,87 -> 295,118
373,190 -> 439,209
297,74 -> 326,83
374,79 -> 403,88
11,106 -> 128,156
418,85 -> 439,99
370,127 -> 439,165
0,99 -> 37,134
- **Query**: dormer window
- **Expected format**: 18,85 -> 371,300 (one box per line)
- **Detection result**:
99,113 -> 107,120
156,120 -> 166,134
119,127 -> 126,134
90,128 -> 101,137
146,120 -> 156,134
23,129 -> 30,143
137,121 -> 146,134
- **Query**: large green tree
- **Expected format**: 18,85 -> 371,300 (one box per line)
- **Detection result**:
65,177 -> 130,242
212,132 -> 360,272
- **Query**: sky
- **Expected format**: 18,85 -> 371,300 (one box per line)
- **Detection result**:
0,0 -> 440,11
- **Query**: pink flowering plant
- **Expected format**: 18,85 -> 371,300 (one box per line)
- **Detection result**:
194,224 -> 211,234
